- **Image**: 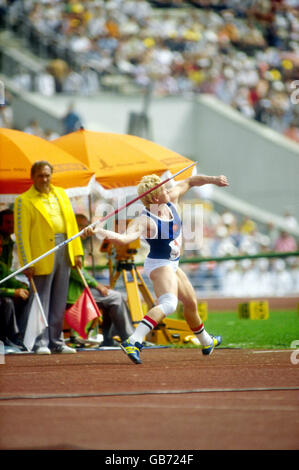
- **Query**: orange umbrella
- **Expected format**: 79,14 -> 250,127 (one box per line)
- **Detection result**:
0,128 -> 94,195
54,129 -> 195,189
119,133 -> 195,180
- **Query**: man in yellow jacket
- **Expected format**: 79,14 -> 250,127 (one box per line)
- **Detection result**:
14,160 -> 83,354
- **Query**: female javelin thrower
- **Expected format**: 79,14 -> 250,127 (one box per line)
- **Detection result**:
85,172 -> 228,364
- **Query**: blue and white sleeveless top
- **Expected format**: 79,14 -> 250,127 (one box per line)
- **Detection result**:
142,202 -> 182,261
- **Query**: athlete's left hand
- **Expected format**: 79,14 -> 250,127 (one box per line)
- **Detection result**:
215,175 -> 229,187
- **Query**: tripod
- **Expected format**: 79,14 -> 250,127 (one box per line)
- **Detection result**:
101,237 -> 155,325
101,237 -> 198,346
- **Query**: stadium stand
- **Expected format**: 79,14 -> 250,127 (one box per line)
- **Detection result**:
0,0 -> 298,297
0,0 -> 298,142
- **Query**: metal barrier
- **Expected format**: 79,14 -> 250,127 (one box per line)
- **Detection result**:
86,251 -> 299,271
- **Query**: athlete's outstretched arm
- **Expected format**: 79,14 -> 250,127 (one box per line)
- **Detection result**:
169,174 -> 229,203
84,216 -> 149,246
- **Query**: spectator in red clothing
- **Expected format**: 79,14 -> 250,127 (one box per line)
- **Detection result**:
274,230 -> 297,253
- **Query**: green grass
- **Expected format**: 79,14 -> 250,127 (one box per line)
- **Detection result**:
171,310 -> 299,350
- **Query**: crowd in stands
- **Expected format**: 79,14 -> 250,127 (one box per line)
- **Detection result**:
1,0 -> 299,143
0,1 -> 298,298
70,190 -> 298,298
178,203 -> 299,296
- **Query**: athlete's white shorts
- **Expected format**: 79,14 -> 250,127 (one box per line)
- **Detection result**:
143,257 -> 179,278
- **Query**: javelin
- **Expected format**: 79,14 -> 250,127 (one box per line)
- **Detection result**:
0,162 -> 196,285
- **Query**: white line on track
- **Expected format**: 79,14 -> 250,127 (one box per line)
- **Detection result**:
252,350 -> 293,353
0,401 -> 298,412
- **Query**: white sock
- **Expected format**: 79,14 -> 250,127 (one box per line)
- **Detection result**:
192,323 -> 212,346
129,315 -> 157,344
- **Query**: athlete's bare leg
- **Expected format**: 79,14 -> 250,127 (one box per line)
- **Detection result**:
147,265 -> 178,323
176,267 -> 202,329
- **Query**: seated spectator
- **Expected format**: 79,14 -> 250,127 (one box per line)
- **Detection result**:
274,230 -> 297,253
34,66 -> 56,96
47,59 -> 69,93
283,211 -> 298,230
0,209 -> 31,344
23,119 -> 45,137
255,258 -> 274,296
79,65 -> 100,95
11,66 -> 32,92
69,27 -> 92,54
239,216 -> 257,235
289,257 -> 299,293
284,118 -> 299,144
0,102 -> 13,129
0,234 -> 29,351
63,69 -> 85,94
0,209 -> 14,269
272,258 -> 293,296
44,129 -> 60,141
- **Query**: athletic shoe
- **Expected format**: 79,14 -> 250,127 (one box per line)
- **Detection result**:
35,346 -> 51,355
4,337 -> 27,352
120,339 -> 143,364
71,335 -> 102,347
5,345 -> 23,354
202,335 -> 222,356
52,345 -> 76,354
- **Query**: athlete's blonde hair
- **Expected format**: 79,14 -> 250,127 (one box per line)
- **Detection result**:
137,174 -> 162,207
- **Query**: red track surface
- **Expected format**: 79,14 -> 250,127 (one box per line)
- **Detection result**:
0,348 -> 298,450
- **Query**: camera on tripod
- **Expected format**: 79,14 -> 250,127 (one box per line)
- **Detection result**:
100,218 -> 140,269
